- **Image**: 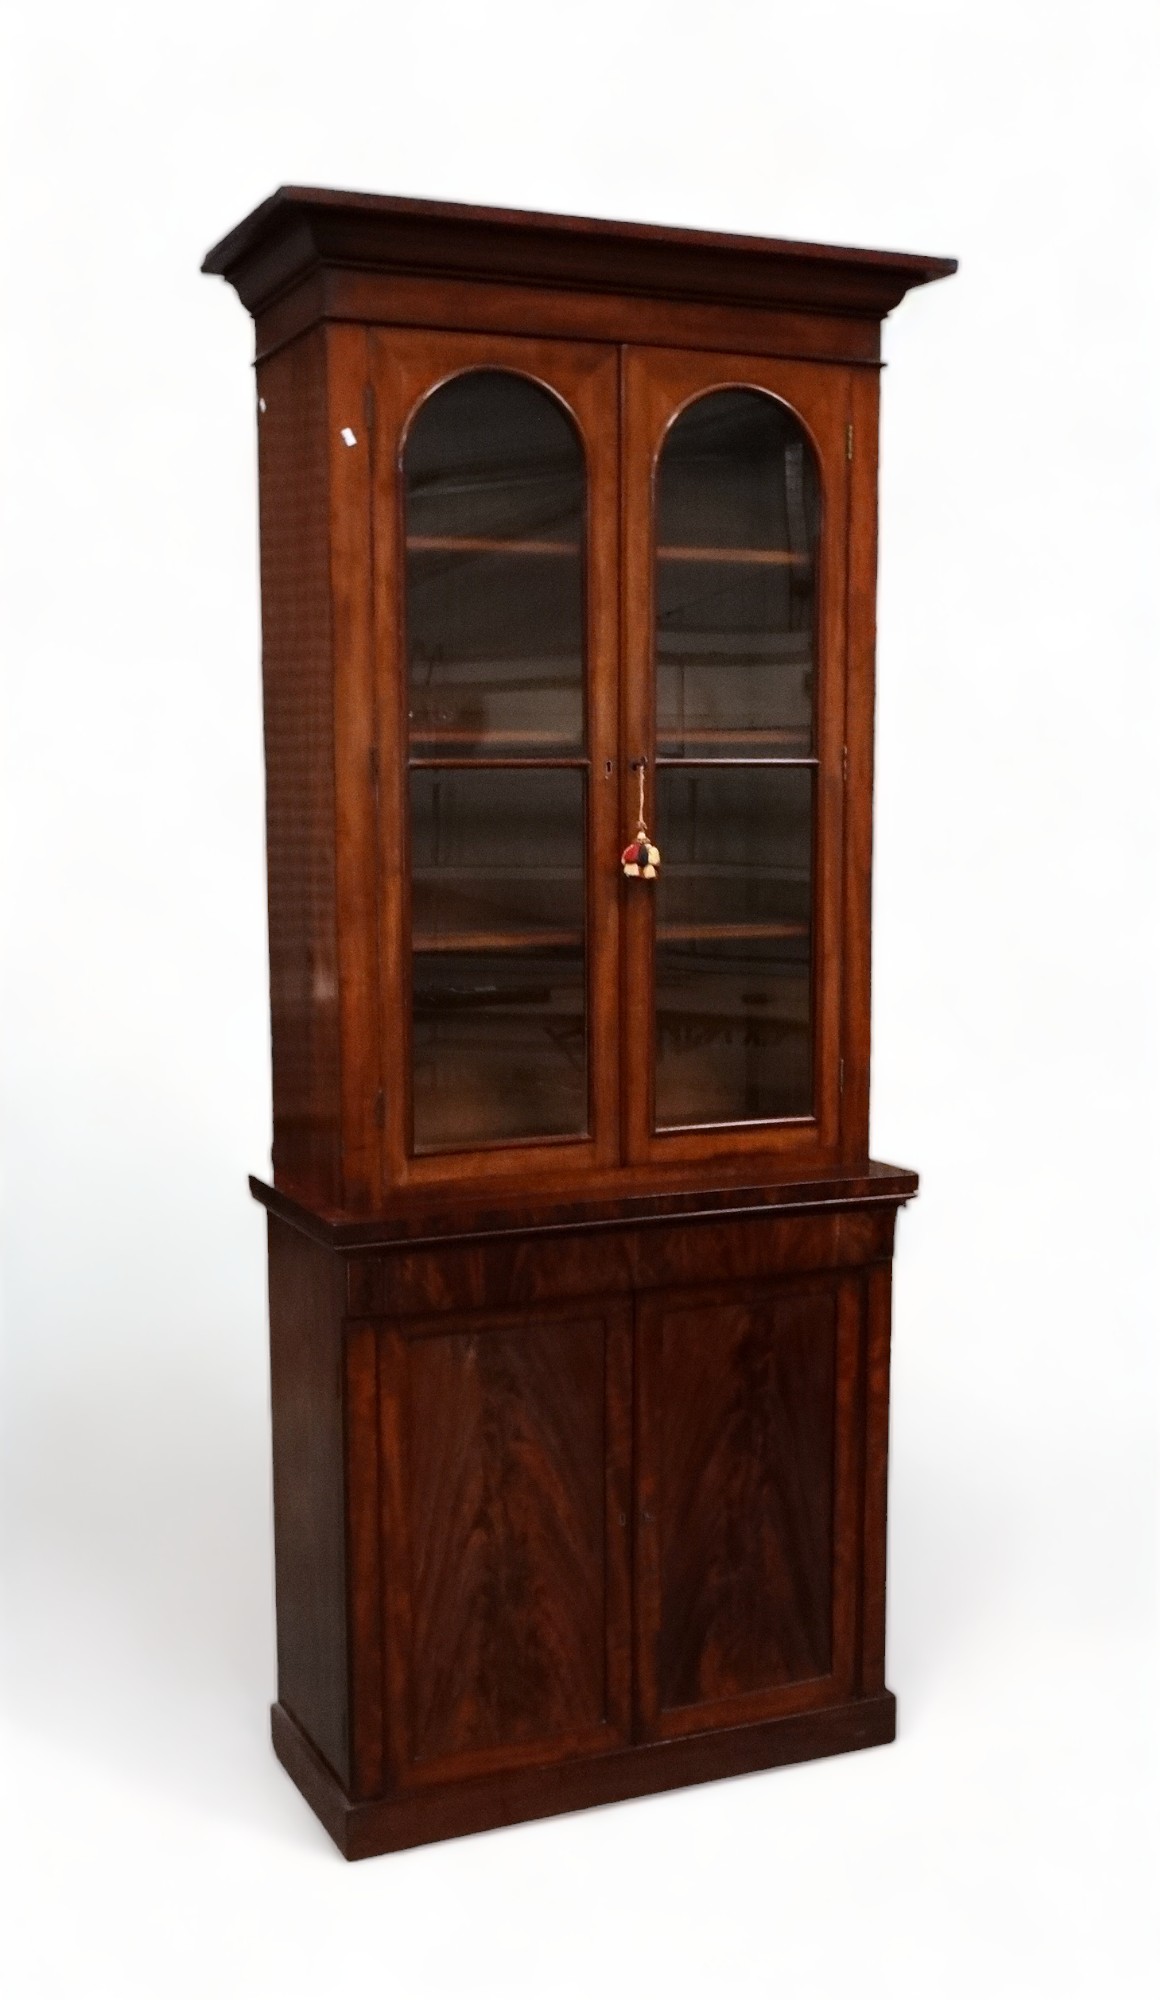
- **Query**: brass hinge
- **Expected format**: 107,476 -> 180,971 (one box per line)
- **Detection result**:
842,744 -> 849,783
846,422 -> 854,462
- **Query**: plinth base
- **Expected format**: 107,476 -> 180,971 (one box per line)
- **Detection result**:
271,1692 -> 897,1861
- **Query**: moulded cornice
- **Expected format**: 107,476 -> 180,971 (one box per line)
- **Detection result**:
202,184 -> 957,323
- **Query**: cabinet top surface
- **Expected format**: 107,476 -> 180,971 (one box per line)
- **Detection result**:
201,184 -> 957,321
250,1159 -> 919,1252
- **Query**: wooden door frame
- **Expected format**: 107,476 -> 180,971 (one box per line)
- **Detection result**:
367,327 -> 622,1198
619,345 -> 854,1173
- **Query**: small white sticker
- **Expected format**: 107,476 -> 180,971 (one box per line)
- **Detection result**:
257,396 -> 267,413
340,426 -> 357,447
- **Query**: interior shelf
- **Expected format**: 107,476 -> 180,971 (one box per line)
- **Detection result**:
406,536 -> 810,566
410,728 -> 583,749
407,535 -> 578,555
657,545 -> 810,566
658,728 -> 812,748
412,921 -> 806,954
659,655 -> 813,673
656,921 -> 809,943
412,928 -> 584,954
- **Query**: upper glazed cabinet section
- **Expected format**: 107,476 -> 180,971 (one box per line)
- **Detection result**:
204,191 -> 954,1212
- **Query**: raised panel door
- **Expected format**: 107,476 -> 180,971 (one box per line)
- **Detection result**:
634,1275 -> 861,1740
378,1299 -> 632,1784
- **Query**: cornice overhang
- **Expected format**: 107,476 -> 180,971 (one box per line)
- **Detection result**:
202,185 -> 958,323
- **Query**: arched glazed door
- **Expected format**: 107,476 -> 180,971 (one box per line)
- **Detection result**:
622,347 -> 852,1167
368,331 -> 853,1196
369,331 -> 621,1193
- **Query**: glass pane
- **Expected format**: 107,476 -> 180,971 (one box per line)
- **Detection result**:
410,769 -> 586,1150
654,767 -> 812,1129
405,371 -> 585,758
656,390 -> 819,759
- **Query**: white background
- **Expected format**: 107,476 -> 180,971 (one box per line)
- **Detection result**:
2,3 -> 1157,1994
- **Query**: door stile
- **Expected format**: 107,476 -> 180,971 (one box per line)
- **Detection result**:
840,365 -> 882,1166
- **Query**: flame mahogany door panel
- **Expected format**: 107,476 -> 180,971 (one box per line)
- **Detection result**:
378,1298 -> 633,1785
633,1275 -> 862,1740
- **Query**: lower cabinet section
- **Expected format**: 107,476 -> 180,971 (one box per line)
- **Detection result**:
264,1189 -> 904,1857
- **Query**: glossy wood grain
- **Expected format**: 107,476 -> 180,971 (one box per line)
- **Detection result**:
344,1206 -> 898,1321
252,1158 -> 917,1250
379,1301 -> 631,1782
255,325 -> 381,1213
252,266 -> 890,372
260,1177 -> 909,1855
204,185 -> 956,320
272,1688 -> 896,1859
248,255 -> 913,1212
860,1261 -> 894,1694
326,322 -> 381,1211
255,333 -> 342,1206
266,1215 -> 350,1782
344,1321 -> 384,1797
840,364 -> 882,1165
635,1276 -> 860,1738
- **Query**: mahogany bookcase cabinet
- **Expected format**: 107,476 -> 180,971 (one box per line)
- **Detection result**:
203,188 -> 955,1859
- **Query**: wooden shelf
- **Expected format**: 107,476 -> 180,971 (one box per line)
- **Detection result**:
407,535 -> 578,556
658,545 -> 810,567
413,928 -> 584,954
658,654 -> 813,672
657,861 -> 806,880
410,728 -> 583,749
658,728 -> 812,748
414,866 -> 581,882
406,537 -> 809,566
657,921 -> 808,944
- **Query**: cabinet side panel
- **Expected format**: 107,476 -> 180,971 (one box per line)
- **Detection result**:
267,1214 -> 349,1783
842,366 -> 881,1164
257,331 -> 342,1204
860,1260 -> 893,1692
325,324 -> 381,1212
